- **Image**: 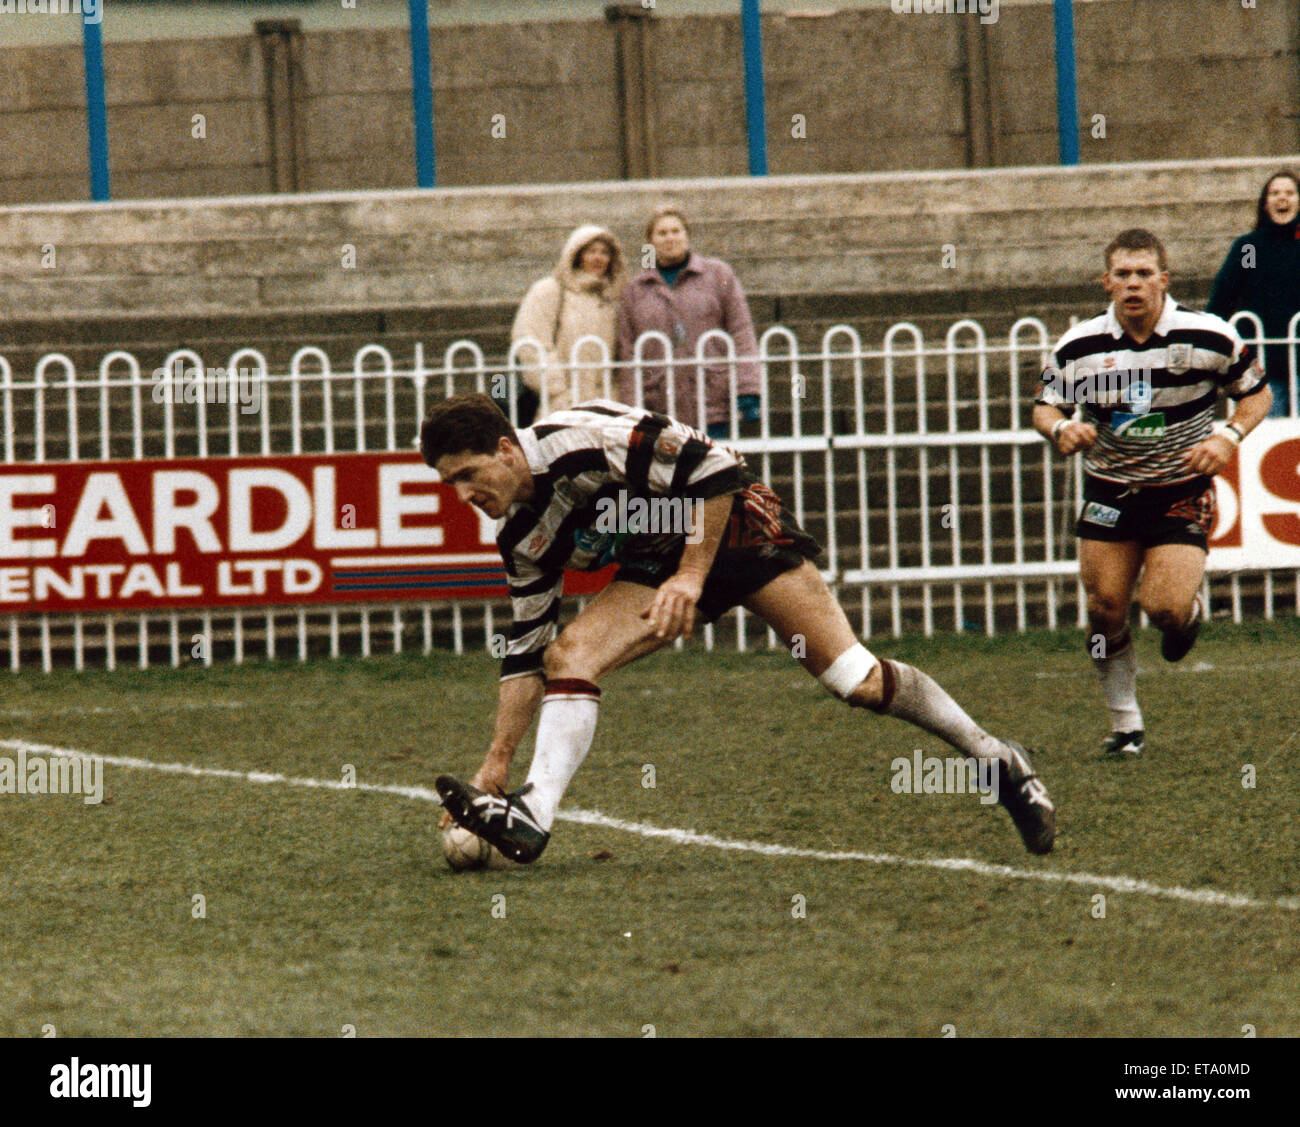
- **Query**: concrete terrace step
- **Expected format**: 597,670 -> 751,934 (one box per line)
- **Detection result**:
0,278 -> 1218,383
0,159 -> 1280,320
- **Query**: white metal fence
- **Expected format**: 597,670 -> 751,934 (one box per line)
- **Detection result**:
3,314 -> 1298,672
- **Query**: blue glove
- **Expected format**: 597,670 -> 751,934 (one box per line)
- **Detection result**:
708,397 -> 762,439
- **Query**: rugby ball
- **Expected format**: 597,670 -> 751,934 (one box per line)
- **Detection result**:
441,824 -> 491,871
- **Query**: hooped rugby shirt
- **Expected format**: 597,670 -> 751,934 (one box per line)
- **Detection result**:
1035,299 -> 1267,485
494,401 -> 745,681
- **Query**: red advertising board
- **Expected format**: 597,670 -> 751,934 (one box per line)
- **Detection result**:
1207,420 -> 1300,566
0,452 -> 610,613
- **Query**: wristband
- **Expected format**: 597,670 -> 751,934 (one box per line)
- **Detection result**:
1050,418 -> 1069,443
1218,423 -> 1244,445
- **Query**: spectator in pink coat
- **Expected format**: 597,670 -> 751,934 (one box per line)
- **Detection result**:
616,204 -> 762,436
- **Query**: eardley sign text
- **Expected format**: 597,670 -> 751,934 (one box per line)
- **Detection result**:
0,452 -> 609,612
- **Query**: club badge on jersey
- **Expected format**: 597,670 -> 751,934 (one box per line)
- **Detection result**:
1166,343 -> 1193,375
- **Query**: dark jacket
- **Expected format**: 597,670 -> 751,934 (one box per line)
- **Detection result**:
1207,217 -> 1300,407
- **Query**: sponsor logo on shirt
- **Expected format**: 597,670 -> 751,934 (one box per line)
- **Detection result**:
1112,410 -> 1166,439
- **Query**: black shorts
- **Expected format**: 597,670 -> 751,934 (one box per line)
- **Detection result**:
1076,474 -> 1216,550
614,480 -> 824,623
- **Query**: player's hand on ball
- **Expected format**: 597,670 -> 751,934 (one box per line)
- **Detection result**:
1055,420 -> 1098,455
438,755 -> 507,830
1184,433 -> 1235,476
470,758 -> 508,798
642,572 -> 704,640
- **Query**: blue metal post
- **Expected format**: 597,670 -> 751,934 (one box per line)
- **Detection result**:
82,7 -> 110,200
1053,0 -> 1079,165
740,0 -> 767,176
409,0 -> 437,187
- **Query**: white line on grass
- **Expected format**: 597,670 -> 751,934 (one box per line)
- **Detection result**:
0,701 -> 252,718
8,738 -> 1297,914
0,739 -> 438,804
1032,657 -> 1300,679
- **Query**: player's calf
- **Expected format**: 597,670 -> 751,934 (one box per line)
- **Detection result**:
840,655 -> 1006,768
1155,595 -> 1202,663
1087,627 -> 1144,742
824,644 -> 1057,854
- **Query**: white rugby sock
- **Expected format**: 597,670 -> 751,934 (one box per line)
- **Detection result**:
522,679 -> 601,831
1090,629 -> 1143,732
871,660 -> 1009,764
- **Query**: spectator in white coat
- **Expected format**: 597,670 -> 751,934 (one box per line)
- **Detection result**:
511,225 -> 626,417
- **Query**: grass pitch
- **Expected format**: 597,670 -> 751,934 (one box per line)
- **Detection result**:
3,620 -> 1299,1037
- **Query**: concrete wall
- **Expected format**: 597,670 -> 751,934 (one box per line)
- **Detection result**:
0,0 -> 1296,206
1010,1 -> 1300,167
0,157 -> 1292,323
0,34 -> 272,205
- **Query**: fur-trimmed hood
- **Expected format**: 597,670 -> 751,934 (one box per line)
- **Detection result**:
553,224 -> 625,299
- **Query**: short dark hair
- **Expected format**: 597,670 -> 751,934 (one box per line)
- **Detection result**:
1104,228 -> 1168,272
419,393 -> 519,467
1256,169 -> 1300,230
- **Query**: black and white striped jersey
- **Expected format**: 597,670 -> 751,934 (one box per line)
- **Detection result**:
496,400 -> 745,681
1035,299 -> 1266,485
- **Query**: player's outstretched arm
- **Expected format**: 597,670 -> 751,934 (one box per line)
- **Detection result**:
476,673 -> 546,794
439,673 -> 543,829
1032,402 -> 1096,456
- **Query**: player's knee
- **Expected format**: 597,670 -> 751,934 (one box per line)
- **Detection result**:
1086,594 -> 1127,628
817,642 -> 882,707
542,631 -> 583,679
1143,603 -> 1184,632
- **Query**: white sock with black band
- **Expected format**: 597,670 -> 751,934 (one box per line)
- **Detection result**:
870,659 -> 1010,765
522,678 -> 601,831
1090,628 -> 1143,732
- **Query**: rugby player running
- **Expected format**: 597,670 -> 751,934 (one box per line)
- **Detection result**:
424,393 -> 1056,861
1032,229 -> 1271,758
